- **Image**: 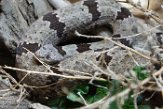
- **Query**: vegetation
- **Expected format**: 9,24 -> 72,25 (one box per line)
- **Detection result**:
48,66 -> 153,109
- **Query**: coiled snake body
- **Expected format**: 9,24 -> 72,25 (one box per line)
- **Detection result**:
15,0 -> 161,90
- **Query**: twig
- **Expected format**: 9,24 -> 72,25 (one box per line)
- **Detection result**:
77,94 -> 111,109
0,68 -> 21,92
134,91 -> 139,109
0,68 -> 19,85
112,25 -> 162,40
78,88 -> 131,109
84,61 -> 110,76
2,66 -> 105,81
75,31 -> 159,63
77,92 -> 88,106
23,48 -> 53,73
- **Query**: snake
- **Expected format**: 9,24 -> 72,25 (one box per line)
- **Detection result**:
16,0 -> 132,65
14,0 -> 163,97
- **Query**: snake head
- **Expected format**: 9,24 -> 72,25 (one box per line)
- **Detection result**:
35,44 -> 65,64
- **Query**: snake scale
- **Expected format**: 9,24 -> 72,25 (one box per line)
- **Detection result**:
15,0 -> 163,96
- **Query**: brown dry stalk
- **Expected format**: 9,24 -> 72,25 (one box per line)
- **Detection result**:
1,66 -> 105,81
75,31 -> 159,64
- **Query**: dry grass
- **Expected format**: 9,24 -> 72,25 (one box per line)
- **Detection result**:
0,0 -> 163,109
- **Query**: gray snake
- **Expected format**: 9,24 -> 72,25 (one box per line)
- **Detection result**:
15,0 -> 163,91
